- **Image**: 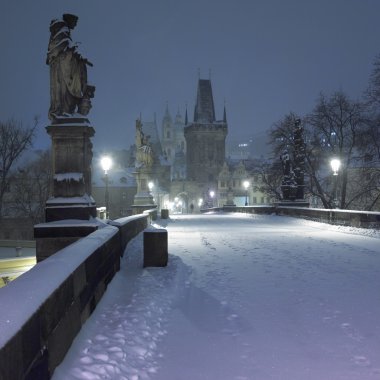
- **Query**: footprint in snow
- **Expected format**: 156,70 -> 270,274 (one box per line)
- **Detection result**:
352,355 -> 370,367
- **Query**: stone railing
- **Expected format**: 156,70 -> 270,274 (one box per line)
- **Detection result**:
0,210 -> 155,380
204,205 -> 380,229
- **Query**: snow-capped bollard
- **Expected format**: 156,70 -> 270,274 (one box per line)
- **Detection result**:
143,228 -> 168,267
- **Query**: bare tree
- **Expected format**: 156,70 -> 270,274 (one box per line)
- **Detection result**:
365,54 -> 380,108
0,118 -> 38,218
306,92 -> 367,209
11,150 -> 52,223
259,160 -> 283,200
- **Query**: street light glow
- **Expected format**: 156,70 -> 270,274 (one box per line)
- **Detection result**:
209,190 -> 215,198
243,180 -> 249,206
331,158 -> 341,175
148,181 -> 154,190
100,156 -> 112,173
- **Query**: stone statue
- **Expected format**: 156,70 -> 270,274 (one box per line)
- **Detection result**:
280,149 -> 297,200
135,119 -> 153,168
293,118 -> 305,200
46,14 -> 95,121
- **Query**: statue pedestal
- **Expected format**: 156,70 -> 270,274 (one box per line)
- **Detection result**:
45,118 -> 96,221
34,116 -> 98,261
131,168 -> 156,215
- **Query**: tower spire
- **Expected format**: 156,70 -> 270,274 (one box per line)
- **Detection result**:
185,103 -> 188,125
194,79 -> 216,123
223,99 -> 227,123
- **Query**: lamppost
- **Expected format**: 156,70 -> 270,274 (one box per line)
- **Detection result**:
330,158 -> 341,209
209,190 -> 215,207
101,156 -> 112,219
243,180 -> 249,206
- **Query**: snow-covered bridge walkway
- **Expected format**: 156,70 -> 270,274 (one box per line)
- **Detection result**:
53,213 -> 380,380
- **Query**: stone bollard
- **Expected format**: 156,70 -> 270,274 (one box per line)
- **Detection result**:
15,246 -> 22,257
161,209 -> 169,219
143,228 -> 168,267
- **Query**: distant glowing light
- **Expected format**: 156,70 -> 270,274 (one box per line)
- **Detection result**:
330,158 -> 341,176
100,156 -> 112,173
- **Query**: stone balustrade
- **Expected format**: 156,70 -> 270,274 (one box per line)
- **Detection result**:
0,209 -> 155,380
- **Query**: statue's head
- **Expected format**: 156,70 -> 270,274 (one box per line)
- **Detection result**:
49,19 -> 65,35
63,13 -> 78,29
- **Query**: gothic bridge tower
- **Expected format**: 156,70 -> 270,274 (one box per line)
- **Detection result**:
184,79 -> 228,186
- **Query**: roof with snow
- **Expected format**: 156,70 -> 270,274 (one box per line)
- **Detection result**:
92,167 -> 136,188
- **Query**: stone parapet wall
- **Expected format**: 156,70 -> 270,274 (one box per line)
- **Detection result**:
0,218 -> 35,240
275,206 -> 380,229
0,212 -> 152,380
207,205 -> 380,229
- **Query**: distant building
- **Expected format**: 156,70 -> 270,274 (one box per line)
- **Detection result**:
217,159 -> 275,207
91,163 -> 137,219
185,79 -> 228,184
92,77 -> 277,216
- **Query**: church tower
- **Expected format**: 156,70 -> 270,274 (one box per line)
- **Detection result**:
161,103 -> 174,162
184,79 -> 228,185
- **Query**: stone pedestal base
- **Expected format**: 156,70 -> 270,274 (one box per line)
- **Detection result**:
34,221 -> 99,262
47,120 -> 95,198
45,195 -> 96,222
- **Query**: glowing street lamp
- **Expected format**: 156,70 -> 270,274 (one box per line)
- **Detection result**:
330,158 -> 341,208
100,156 -> 112,218
148,181 -> 154,198
209,190 -> 215,207
331,158 -> 341,176
243,180 -> 250,206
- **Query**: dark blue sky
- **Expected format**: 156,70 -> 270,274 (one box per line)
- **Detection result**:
1,0 -> 380,155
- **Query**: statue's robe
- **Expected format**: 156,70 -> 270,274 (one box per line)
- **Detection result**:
47,21 -> 87,119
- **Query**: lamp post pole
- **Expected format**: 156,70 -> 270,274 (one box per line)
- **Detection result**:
209,190 -> 215,208
101,156 -> 112,219
105,173 -> 109,218
330,158 -> 341,209
243,180 -> 249,206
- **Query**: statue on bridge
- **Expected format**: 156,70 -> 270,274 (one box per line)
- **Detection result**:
280,118 -> 306,201
135,119 -> 154,168
46,13 -> 95,121
280,149 -> 297,200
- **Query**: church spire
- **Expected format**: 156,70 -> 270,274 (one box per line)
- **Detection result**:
185,103 -> 188,125
223,100 -> 227,123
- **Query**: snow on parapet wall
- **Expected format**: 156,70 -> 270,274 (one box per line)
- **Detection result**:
0,225 -> 119,349
54,172 -> 83,182
46,194 -> 95,205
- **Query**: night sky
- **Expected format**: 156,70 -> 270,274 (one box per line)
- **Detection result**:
1,0 -> 380,156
